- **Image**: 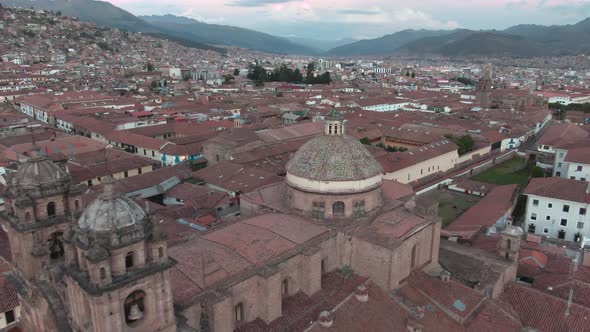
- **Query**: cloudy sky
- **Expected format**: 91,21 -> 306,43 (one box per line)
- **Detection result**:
107,0 -> 590,40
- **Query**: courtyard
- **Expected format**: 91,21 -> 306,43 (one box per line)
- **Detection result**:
471,157 -> 530,187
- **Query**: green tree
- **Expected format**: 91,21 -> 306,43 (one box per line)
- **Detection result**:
247,64 -> 267,86
445,134 -> 475,155
146,62 -> 155,72
411,72 -> 416,78
223,74 -> 235,84
56,10 -> 62,16
233,68 -> 240,76
530,166 -> 545,178
457,77 -> 476,86
359,137 -> 371,145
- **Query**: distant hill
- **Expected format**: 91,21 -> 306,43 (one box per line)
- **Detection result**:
0,0 -> 159,33
327,29 -> 456,56
504,18 -> 590,52
392,29 -> 474,55
140,15 -> 317,55
0,0 -> 316,54
394,30 -> 549,57
330,18 -> 590,57
285,37 -> 358,52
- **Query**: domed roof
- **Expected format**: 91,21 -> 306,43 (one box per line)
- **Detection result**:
13,154 -> 67,187
78,178 -> 146,232
286,135 -> 383,182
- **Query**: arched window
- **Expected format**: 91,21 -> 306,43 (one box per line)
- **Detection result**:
235,302 -> 244,322
125,252 -> 134,270
124,290 -> 145,325
74,200 -> 80,210
100,267 -> 106,280
24,211 -> 31,222
332,201 -> 345,217
158,247 -> 164,259
47,202 -> 56,217
48,232 -> 64,260
281,279 -> 289,299
410,245 -> 417,269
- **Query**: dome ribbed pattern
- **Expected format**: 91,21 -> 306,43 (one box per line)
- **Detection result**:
13,156 -> 66,187
286,135 -> 383,182
78,195 -> 146,232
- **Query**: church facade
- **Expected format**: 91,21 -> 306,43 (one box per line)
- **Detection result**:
1,152 -> 176,332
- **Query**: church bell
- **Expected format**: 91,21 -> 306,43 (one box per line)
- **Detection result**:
128,304 -> 143,321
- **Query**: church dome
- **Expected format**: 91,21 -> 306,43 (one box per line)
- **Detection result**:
286,111 -> 383,194
12,153 -> 67,188
286,135 -> 382,182
78,177 -> 146,232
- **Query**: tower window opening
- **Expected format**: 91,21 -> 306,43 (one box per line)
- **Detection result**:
124,290 -> 145,325
47,202 -> 56,217
410,245 -> 417,269
235,302 -> 244,322
281,279 -> 289,299
48,232 -> 64,260
125,252 -> 134,269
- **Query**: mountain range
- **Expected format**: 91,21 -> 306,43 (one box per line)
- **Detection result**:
139,15 -> 317,55
335,19 -> 590,57
1,0 -> 590,57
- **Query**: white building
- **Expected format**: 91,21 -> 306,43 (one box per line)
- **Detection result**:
553,146 -> 590,181
524,177 -> 590,243
358,99 -> 409,112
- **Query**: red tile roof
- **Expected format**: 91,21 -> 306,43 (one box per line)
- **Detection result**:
0,258 -> 18,313
193,162 -> 283,193
538,123 -> 589,148
524,177 -> 590,204
169,213 -> 328,307
519,249 -> 549,269
565,146 -> 590,164
444,184 -> 518,239
502,283 -> 590,332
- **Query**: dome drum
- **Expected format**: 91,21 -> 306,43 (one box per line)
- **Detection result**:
287,184 -> 383,220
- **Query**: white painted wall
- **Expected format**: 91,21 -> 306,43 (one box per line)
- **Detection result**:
525,194 -> 589,242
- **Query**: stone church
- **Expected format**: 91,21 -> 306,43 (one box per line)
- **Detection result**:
1,110 -> 519,331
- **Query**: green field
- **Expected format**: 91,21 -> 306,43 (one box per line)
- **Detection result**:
472,157 -> 530,187
438,192 -> 480,226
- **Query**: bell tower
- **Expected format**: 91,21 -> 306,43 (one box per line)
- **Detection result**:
62,177 -> 177,332
0,152 -> 84,331
324,109 -> 344,136
1,151 -> 83,279
497,225 -> 523,260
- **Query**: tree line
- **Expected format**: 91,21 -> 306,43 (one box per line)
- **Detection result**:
247,62 -> 332,86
